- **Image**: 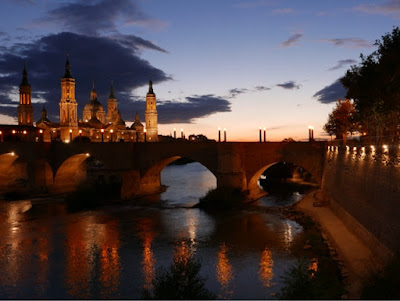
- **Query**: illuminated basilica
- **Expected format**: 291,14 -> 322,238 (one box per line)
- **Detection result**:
17,56 -> 158,142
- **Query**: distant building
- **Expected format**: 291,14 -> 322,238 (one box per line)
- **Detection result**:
188,134 -> 211,142
14,55 -> 158,142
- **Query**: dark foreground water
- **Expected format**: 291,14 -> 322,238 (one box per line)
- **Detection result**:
0,162 -> 310,299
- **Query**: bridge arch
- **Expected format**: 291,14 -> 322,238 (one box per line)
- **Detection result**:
247,161 -> 319,199
139,156 -> 217,195
52,153 -> 92,193
0,152 -> 28,188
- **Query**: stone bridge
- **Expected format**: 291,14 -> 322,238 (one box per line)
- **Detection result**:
0,141 -> 326,199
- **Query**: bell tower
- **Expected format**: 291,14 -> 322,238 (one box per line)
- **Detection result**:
59,55 -> 78,141
144,79 -> 158,142
106,80 -> 117,124
18,63 -> 33,126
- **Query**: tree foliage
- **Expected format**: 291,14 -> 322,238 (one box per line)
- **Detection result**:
142,252 -> 215,300
340,26 -> 400,143
323,99 -> 357,140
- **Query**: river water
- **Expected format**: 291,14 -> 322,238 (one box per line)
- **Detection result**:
0,162 -> 310,299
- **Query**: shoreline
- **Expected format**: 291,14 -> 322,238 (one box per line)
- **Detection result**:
294,189 -> 383,299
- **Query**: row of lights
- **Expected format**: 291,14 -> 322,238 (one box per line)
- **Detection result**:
328,145 -> 390,152
172,128 -> 185,139
6,151 -> 90,158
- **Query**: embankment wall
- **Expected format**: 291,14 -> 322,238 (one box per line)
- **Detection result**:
322,146 -> 400,262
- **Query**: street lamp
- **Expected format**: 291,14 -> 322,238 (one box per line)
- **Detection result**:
218,127 -> 221,142
259,127 -> 262,142
144,128 -> 147,142
101,128 -> 104,142
223,128 -> 227,142
263,127 -> 266,142
39,129 -> 43,142
173,128 -> 176,139
69,129 -> 72,142
79,129 -> 82,141
0,130 -> 3,142
181,128 -> 184,139
110,129 -> 114,142
308,125 -> 314,142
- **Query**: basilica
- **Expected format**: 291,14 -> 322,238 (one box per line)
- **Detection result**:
16,56 -> 158,142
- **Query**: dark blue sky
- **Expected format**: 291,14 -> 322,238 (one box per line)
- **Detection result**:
0,0 -> 399,140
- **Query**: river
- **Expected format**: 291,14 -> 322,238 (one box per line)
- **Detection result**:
0,162 -> 312,299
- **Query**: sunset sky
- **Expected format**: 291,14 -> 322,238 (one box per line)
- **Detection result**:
0,0 -> 399,141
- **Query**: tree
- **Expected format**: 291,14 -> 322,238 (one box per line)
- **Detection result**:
323,99 -> 357,142
341,26 -> 400,144
142,252 -> 215,300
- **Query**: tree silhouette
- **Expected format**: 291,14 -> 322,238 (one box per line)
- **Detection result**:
341,26 -> 400,144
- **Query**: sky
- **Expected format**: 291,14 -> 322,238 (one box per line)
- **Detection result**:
0,0 -> 399,141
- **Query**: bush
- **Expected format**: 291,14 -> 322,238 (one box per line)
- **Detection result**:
142,253 -> 215,300
361,252 -> 400,299
65,181 -> 121,212
197,187 -> 247,210
277,257 -> 344,300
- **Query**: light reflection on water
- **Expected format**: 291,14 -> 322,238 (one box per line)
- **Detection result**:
0,162 -> 309,299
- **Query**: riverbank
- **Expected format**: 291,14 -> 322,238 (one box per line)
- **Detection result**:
295,189 -> 383,299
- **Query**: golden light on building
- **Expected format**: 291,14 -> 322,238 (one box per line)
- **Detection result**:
216,243 -> 234,299
259,248 -> 274,289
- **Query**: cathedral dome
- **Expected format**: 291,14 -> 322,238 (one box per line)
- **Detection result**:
83,83 -> 106,124
84,99 -> 104,112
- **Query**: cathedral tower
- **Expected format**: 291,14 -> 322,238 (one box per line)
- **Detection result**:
144,79 -> 158,142
59,55 -> 78,141
18,63 -> 33,125
106,81 -> 118,124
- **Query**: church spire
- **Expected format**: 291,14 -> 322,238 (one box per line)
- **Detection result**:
20,61 -> 30,87
109,80 -> 116,99
90,81 -> 97,101
63,53 -> 73,78
148,78 -> 154,94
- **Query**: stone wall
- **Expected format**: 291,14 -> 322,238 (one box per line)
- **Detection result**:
322,145 -> 400,260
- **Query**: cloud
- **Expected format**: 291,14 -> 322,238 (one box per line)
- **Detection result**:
281,33 -> 303,48
328,59 -> 357,71
228,88 -> 249,98
124,95 -> 231,124
319,38 -> 372,48
109,34 -> 168,53
0,32 -> 170,122
233,0 -> 275,9
254,85 -> 270,91
272,8 -> 294,14
313,79 -> 346,104
276,81 -> 300,90
354,0 -> 400,18
35,0 -> 166,35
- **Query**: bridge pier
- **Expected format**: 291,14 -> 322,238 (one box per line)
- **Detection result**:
216,143 -> 247,191
120,169 -> 164,200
